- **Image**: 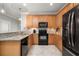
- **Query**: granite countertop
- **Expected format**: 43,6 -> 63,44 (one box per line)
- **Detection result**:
0,28 -> 62,41
0,33 -> 32,41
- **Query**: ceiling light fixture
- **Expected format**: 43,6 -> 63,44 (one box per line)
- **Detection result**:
1,4 -> 5,14
1,9 -> 5,13
23,3 -> 27,6
50,3 -> 53,6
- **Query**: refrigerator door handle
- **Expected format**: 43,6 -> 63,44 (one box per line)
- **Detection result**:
68,13 -> 71,45
71,12 -> 75,47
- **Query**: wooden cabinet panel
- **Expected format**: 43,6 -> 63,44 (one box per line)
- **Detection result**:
32,16 -> 39,28
65,4 -> 74,13
26,15 -> 56,28
56,14 -> 62,27
26,16 -> 33,29
0,41 -> 20,56
39,16 -> 56,28
74,3 -> 78,7
33,34 -> 38,45
49,16 -> 56,28
28,34 -> 33,48
39,16 -> 47,22
48,34 -> 54,45
54,35 -> 62,51
42,16 -> 48,22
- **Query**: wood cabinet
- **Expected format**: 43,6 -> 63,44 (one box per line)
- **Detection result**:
26,15 -> 56,28
28,34 -> 33,48
26,16 -> 33,29
39,16 -> 56,28
48,34 -> 54,45
74,3 -> 78,7
48,16 -> 56,28
0,41 -> 21,56
32,16 -> 39,28
33,34 -> 38,45
54,35 -> 62,51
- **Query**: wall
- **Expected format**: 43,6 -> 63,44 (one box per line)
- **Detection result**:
0,14 -> 20,33
20,15 -> 26,31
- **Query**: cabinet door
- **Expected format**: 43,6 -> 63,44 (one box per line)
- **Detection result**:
47,16 -> 56,28
48,34 -> 54,45
26,16 -> 33,29
33,34 -> 38,45
74,3 -> 78,7
32,16 -> 39,28
28,34 -> 33,48
54,35 -> 62,51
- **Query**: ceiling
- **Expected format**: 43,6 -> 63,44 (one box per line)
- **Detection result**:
0,3 -> 67,19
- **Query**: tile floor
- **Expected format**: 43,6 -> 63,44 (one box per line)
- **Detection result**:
27,45 -> 62,56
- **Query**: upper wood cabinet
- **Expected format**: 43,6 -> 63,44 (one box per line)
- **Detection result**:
48,16 -> 56,28
26,15 -> 56,28
26,16 -> 33,29
39,16 -> 56,28
74,3 -> 78,7
32,16 -> 39,28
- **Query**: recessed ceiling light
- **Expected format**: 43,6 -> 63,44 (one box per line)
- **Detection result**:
18,17 -> 22,21
23,3 -> 27,6
1,9 -> 5,13
50,3 -> 53,6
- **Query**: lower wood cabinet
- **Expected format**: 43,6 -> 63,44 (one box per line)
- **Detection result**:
54,35 -> 62,51
28,34 -> 33,48
48,34 -> 54,45
33,34 -> 38,45
0,41 -> 21,56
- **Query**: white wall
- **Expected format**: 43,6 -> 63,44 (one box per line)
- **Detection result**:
0,14 -> 20,33
20,15 -> 26,31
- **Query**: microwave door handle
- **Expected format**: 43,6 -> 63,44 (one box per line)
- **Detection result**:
71,12 -> 75,47
68,13 -> 71,45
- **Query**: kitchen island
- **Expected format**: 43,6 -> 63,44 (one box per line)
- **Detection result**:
0,32 -> 32,56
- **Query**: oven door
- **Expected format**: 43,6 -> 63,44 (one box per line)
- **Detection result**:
39,34 -> 48,45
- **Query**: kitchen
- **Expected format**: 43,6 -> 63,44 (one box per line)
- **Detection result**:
0,3 -> 78,56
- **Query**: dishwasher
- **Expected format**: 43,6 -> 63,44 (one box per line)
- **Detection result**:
21,37 -> 29,56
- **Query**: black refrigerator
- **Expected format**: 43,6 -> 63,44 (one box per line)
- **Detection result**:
63,5 -> 79,55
